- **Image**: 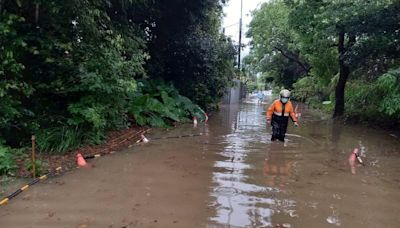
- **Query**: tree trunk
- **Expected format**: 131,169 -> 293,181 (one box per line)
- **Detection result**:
333,31 -> 349,118
333,32 -> 356,118
35,3 -> 39,24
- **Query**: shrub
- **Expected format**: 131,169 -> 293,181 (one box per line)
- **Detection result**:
0,141 -> 17,175
36,126 -> 86,154
129,80 -> 205,127
25,159 -> 46,177
345,68 -> 400,121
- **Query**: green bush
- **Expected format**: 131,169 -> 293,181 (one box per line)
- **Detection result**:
36,126 -> 86,154
0,141 -> 17,175
292,76 -> 330,102
0,1 -> 234,155
129,80 -> 205,127
25,159 -> 45,177
292,77 -> 317,102
376,69 -> 400,118
345,68 -> 400,121
246,81 -> 258,93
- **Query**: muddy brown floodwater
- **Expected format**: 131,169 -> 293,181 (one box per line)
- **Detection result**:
1,95 -> 400,228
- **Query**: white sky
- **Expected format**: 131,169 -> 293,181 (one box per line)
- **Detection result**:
223,0 -> 269,58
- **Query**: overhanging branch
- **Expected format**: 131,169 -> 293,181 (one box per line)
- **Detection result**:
273,46 -> 311,74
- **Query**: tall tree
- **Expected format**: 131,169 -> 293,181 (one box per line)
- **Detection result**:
246,0 -> 310,86
143,0 -> 235,109
289,0 -> 400,117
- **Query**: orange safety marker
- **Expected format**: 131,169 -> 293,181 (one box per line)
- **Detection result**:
76,153 -> 88,167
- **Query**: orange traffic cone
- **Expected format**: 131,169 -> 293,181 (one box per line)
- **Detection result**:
76,153 -> 88,167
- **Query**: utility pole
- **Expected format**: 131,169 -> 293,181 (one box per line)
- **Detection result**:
237,0 -> 243,70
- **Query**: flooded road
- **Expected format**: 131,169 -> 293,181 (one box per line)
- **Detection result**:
1,96 -> 400,227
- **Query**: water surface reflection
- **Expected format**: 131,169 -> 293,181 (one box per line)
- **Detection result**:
207,100 -> 400,228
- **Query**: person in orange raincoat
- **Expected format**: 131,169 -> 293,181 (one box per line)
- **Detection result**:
266,89 -> 299,141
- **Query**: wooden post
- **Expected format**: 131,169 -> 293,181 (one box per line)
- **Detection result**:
31,135 -> 36,178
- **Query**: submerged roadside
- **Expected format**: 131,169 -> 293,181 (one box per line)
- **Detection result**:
0,126 -> 147,201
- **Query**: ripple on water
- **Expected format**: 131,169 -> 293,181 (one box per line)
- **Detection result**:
213,186 -> 240,196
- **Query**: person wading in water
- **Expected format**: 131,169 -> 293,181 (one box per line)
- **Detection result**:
266,89 -> 299,141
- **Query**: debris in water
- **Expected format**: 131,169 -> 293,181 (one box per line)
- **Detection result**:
333,194 -> 342,200
326,215 -> 341,226
287,210 -> 298,218
193,116 -> 198,127
305,201 -> 318,209
137,134 -> 149,143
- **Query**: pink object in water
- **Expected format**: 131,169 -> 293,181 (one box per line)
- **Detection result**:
348,148 -> 358,163
348,148 -> 366,173
348,148 -> 359,174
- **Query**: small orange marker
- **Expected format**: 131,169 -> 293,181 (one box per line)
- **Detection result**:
76,153 -> 88,167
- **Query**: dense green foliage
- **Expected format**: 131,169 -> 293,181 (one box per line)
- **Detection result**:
129,80 -> 205,128
145,0 -> 235,108
1,0 -> 148,154
0,142 -> 17,175
246,0 -> 400,123
246,1 -> 310,89
0,0 -> 235,160
345,68 -> 400,121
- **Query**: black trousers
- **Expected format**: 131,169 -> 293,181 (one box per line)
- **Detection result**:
271,114 -> 289,141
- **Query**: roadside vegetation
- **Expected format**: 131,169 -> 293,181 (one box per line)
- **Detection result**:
245,0 -> 400,125
0,0 -> 235,175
